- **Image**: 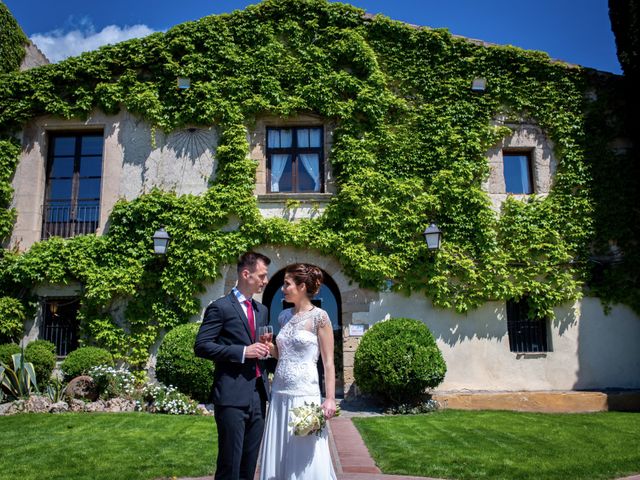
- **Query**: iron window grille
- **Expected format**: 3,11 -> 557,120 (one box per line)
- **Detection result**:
41,297 -> 80,357
506,297 -> 549,353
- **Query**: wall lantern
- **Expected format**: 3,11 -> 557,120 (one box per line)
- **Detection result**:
423,223 -> 442,251
153,227 -> 171,255
471,77 -> 487,92
177,77 -> 191,89
589,244 -> 624,266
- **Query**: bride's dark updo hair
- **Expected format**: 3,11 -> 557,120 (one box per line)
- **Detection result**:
285,263 -> 323,297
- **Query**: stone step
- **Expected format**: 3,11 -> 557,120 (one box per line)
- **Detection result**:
432,390 -> 640,413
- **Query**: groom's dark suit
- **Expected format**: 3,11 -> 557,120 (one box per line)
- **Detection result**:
194,291 -> 270,480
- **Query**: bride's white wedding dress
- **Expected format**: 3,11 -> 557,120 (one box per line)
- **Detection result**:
259,307 -> 337,480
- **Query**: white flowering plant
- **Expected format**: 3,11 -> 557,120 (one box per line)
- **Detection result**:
87,365 -> 200,415
289,402 -> 340,436
88,365 -> 137,400
139,382 -> 199,415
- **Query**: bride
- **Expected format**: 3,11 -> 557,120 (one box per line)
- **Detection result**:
259,263 -> 337,480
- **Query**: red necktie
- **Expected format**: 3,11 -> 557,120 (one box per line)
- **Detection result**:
244,300 -> 260,377
244,300 -> 255,340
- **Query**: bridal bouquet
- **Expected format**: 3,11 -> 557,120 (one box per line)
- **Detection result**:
289,402 -> 340,436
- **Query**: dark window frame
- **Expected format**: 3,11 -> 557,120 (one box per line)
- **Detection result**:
266,126 -> 325,193
40,297 -> 81,357
42,131 -> 104,239
506,297 -> 549,353
503,149 -> 534,194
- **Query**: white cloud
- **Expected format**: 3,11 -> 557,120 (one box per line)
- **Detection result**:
31,22 -> 156,63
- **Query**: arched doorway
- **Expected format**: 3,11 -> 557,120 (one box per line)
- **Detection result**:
262,267 -> 344,397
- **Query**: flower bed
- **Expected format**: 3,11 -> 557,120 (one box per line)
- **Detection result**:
0,364 -> 210,416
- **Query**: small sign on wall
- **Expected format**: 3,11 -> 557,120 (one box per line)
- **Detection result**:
348,324 -> 367,337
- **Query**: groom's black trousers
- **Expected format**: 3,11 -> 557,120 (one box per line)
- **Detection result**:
214,382 -> 267,480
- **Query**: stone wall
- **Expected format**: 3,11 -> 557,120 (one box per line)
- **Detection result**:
13,108 -> 640,395
483,121 -> 557,211
19,42 -> 49,71
11,109 -> 218,251
12,110 -> 343,251
365,292 -> 640,392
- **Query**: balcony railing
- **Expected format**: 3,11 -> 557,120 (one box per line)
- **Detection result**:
41,202 -> 100,240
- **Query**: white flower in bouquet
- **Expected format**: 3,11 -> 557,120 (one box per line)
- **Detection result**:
288,401 -> 340,436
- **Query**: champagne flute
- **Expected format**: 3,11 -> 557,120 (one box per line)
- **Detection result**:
258,325 -> 273,358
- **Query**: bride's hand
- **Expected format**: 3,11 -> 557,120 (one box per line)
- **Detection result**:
321,398 -> 336,419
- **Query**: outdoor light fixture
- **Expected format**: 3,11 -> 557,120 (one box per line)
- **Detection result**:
423,223 -> 442,251
177,77 -> 191,89
471,78 -> 487,92
153,227 -> 171,255
589,244 -> 624,266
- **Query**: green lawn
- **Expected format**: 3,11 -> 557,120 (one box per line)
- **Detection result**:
353,410 -> 640,480
4,410 -> 639,480
0,413 -> 216,480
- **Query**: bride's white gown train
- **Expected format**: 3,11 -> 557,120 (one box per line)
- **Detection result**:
259,307 -> 337,480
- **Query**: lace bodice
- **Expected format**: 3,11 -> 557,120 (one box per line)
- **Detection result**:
272,307 -> 330,396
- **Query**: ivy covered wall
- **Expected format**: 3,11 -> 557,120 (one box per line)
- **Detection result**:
0,1 -> 28,74
0,0 -> 635,368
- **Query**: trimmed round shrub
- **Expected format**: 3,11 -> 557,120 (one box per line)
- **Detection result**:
60,346 -> 114,381
354,318 -> 446,405
156,323 -> 214,403
0,343 -> 20,366
25,341 -> 57,384
26,339 -> 56,354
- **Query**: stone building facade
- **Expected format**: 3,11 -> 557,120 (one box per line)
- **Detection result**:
11,106 -> 640,397
5,2 -> 639,401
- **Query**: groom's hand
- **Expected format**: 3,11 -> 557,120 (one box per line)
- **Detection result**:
246,342 -> 270,359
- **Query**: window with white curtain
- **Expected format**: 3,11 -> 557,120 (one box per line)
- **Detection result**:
266,127 -> 323,193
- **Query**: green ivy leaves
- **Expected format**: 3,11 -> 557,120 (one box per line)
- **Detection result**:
0,0 -> 631,367
0,3 -> 28,74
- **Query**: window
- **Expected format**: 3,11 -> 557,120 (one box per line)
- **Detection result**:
267,127 -> 323,193
41,298 -> 80,357
503,151 -> 533,194
506,297 -> 549,353
42,132 -> 104,239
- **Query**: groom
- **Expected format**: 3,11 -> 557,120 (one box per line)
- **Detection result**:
194,251 -> 272,480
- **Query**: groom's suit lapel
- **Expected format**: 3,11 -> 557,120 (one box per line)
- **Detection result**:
228,292 -> 253,342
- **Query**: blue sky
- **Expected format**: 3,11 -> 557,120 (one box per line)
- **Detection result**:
4,0 -> 621,74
